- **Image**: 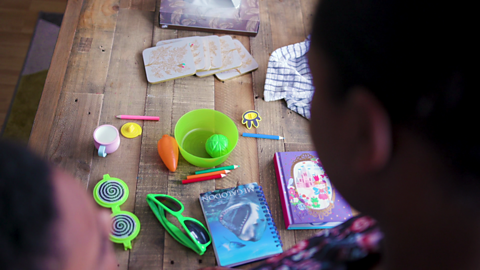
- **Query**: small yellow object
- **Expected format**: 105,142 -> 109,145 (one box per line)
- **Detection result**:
121,122 -> 142,138
241,110 -> 262,129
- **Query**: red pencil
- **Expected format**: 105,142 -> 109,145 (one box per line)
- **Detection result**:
186,170 -> 230,179
182,174 -> 226,184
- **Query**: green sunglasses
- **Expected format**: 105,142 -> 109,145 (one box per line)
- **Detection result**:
146,194 -> 211,255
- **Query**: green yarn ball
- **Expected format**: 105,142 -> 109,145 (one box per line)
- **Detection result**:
205,134 -> 229,158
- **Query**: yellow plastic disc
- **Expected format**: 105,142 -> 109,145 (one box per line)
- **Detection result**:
121,122 -> 142,138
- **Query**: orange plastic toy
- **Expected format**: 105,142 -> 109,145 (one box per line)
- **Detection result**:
157,134 -> 179,172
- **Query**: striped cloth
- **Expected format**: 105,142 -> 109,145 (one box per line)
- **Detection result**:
264,37 -> 313,119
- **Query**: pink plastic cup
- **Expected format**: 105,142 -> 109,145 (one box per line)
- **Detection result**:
93,125 -> 120,157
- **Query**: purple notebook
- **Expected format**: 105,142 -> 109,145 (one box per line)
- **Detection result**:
274,151 -> 354,229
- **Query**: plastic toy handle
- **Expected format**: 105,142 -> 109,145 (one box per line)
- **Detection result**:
98,145 -> 107,157
111,205 -> 121,215
123,241 -> 132,250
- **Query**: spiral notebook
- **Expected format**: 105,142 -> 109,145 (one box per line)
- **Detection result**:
199,183 -> 283,267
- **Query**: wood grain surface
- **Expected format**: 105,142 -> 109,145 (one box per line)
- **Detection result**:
46,92 -> 104,187
28,0 -> 83,156
29,0 -> 321,268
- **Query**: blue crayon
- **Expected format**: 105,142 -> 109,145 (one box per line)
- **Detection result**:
242,132 -> 284,140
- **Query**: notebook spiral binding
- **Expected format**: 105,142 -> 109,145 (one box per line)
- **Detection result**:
256,186 -> 283,248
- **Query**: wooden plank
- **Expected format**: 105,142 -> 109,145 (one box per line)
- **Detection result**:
0,9 -> 38,34
213,33 -> 263,266
0,69 -> 20,86
249,0 -> 310,255
131,0 -> 155,11
284,110 -> 312,145
300,0 -> 320,36
162,36 -> 217,268
282,0 -> 320,145
0,0 -> 32,10
249,1 -> 295,255
85,8 -> 154,270
127,81 -> 175,269
0,84 -> 15,103
164,75 -> 217,269
268,0 -> 306,47
78,0 -> 119,30
127,6 -> 178,266
0,43 -> 30,58
29,0 -> 84,156
163,180 -> 217,269
0,32 -> 32,46
119,0 -> 155,11
46,92 -> 103,187
249,7 -> 272,101
62,30 -> 117,94
62,0 -> 119,94
0,55 -> 25,70
129,28 -> 218,269
29,0 -> 67,13
21,9 -> 39,34
236,43 -> 290,270
214,35 -> 259,190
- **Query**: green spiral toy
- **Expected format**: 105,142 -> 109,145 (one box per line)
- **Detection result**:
93,174 -> 141,250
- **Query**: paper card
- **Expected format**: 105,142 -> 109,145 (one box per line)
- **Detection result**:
142,41 -> 196,84
196,35 -> 242,77
215,39 -> 259,81
204,35 -> 223,70
202,38 -> 211,71
156,37 -> 207,72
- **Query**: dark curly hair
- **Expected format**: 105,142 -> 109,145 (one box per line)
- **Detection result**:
311,0 -> 477,178
0,140 -> 58,269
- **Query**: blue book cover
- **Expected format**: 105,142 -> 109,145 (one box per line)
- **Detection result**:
199,183 -> 283,267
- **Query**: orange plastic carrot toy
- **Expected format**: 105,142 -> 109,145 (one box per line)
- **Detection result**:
157,134 -> 179,172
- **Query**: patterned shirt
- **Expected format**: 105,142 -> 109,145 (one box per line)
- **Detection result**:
251,215 -> 383,270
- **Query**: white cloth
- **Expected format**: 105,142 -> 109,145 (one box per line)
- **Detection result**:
264,37 -> 314,119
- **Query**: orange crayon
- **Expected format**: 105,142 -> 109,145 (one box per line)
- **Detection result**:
182,174 -> 226,184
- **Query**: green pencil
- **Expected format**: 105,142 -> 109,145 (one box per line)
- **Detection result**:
195,165 -> 240,175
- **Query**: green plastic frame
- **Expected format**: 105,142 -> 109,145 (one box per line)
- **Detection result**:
146,194 -> 211,255
93,174 -> 141,250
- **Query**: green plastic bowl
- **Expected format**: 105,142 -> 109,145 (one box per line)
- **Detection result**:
174,109 -> 239,168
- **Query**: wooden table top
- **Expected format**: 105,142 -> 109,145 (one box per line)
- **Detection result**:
29,0 -> 319,268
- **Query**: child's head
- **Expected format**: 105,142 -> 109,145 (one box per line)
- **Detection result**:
308,0 -> 477,210
0,141 -> 117,270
